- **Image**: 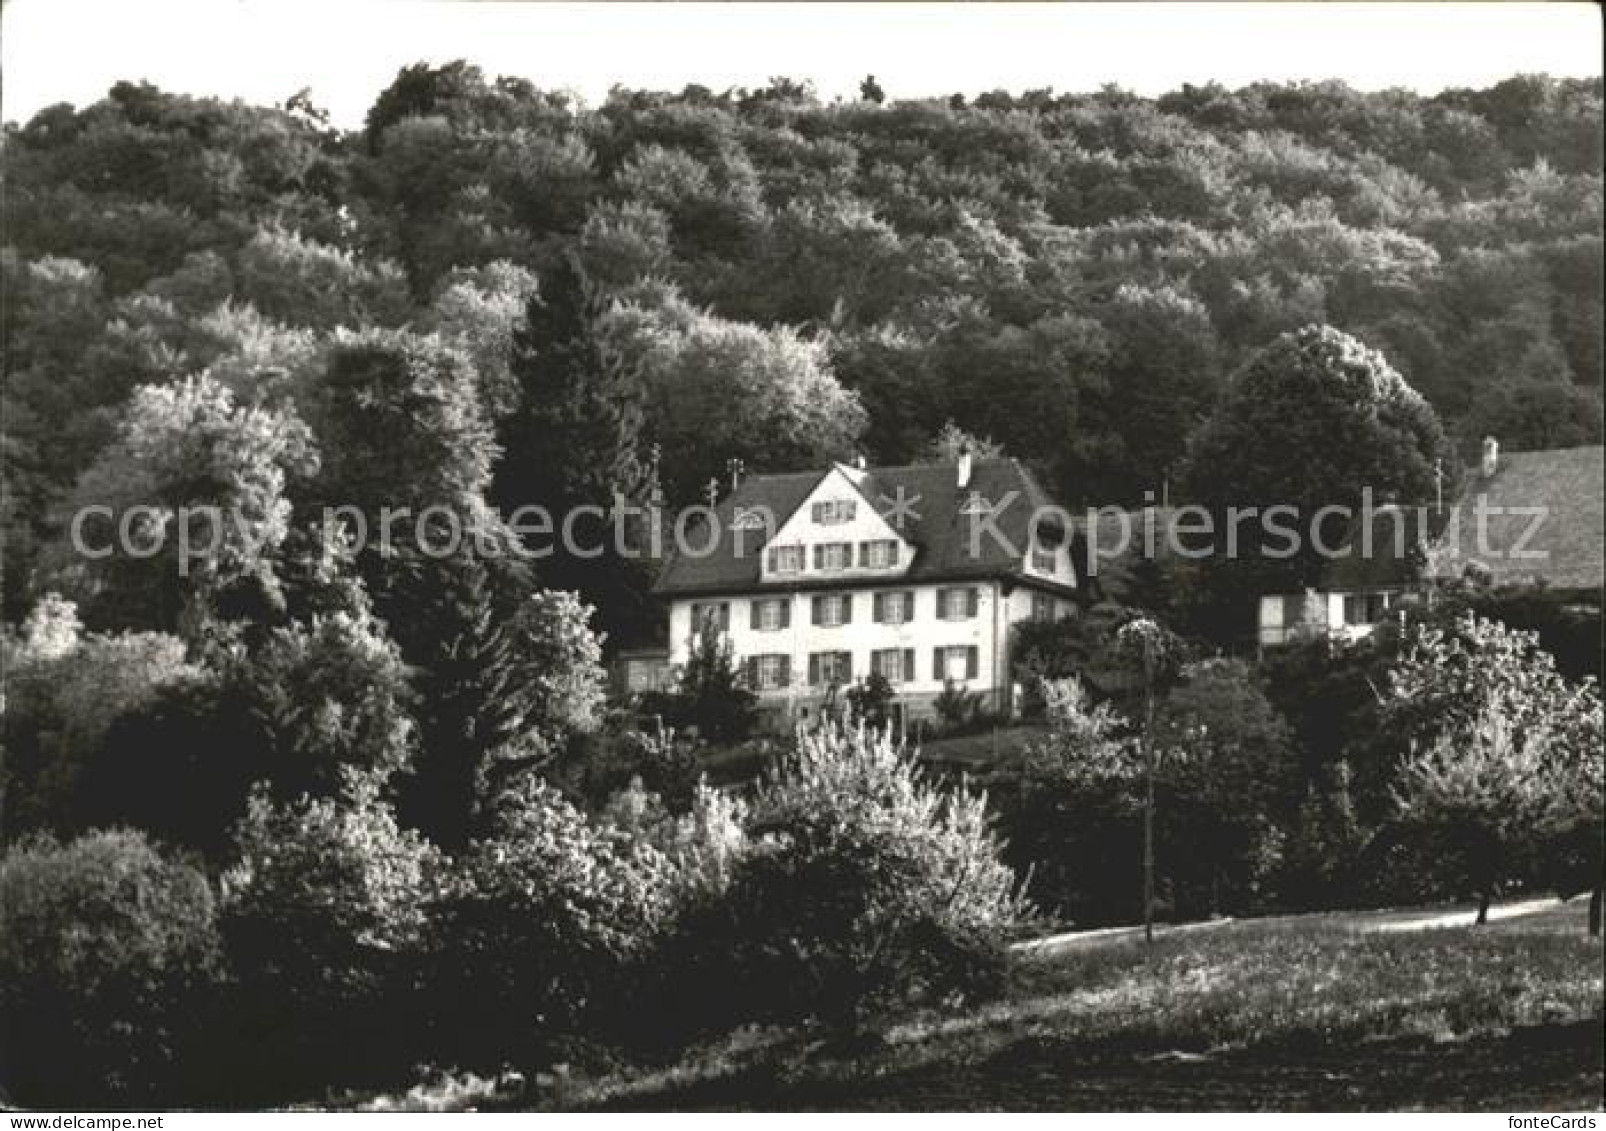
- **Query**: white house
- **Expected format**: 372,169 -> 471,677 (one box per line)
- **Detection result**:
653,453 -> 1081,724
1256,440 -> 1606,648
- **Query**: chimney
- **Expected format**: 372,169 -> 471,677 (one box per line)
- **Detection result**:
854,454 -> 867,470
956,443 -> 973,490
1480,436 -> 1499,479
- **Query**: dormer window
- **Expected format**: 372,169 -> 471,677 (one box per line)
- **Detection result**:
733,507 -> 770,531
859,539 -> 899,568
768,545 -> 804,573
812,499 -> 857,525
814,542 -> 853,571
1031,545 -> 1056,573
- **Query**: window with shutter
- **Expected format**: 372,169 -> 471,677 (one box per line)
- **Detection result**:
966,646 -> 979,680
693,602 -> 730,632
813,594 -> 851,627
938,588 -> 977,620
812,499 -> 856,525
861,540 -> 898,568
753,654 -> 790,690
871,648 -> 915,683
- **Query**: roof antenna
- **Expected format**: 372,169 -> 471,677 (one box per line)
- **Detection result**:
1434,458 -> 1443,515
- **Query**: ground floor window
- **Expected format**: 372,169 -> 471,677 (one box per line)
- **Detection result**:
749,653 -> 791,690
871,647 -> 916,683
809,650 -> 853,686
935,644 -> 980,682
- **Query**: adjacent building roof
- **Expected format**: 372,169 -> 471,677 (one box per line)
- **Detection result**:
1424,445 -> 1604,592
654,457 -> 1078,597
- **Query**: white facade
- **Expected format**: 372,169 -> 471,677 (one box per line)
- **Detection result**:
1257,589 -> 1396,648
667,580 -> 1074,720
664,466 -> 1077,721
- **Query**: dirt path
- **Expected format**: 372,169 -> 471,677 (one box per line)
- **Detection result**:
1012,897 -> 1566,959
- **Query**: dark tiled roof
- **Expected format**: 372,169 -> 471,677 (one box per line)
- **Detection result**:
1425,446 -> 1604,592
1322,504 -> 1435,591
654,458 -> 1076,597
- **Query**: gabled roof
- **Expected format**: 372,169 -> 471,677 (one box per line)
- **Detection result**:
654,457 -> 1075,597
1425,445 -> 1604,592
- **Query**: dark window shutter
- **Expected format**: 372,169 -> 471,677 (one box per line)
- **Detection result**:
841,594 -> 852,624
811,595 -> 823,625
839,651 -> 852,680
933,647 -> 944,681
779,656 -> 791,685
858,542 -> 868,566
904,648 -> 915,681
873,593 -> 885,622
813,544 -> 823,569
966,589 -> 979,617
808,654 -> 821,686
870,650 -> 882,678
966,646 -> 979,680
780,600 -> 791,628
766,548 -> 776,571
744,656 -> 758,685
750,601 -> 762,630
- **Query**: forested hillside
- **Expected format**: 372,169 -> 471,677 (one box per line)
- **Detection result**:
4,67 -> 1602,627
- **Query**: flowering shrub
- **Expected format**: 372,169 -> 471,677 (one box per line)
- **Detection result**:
438,774 -> 678,1063
220,771 -> 447,1093
675,722 -> 1026,1035
0,830 -> 222,1104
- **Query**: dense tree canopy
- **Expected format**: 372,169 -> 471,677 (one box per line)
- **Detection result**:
2,68 -> 1601,640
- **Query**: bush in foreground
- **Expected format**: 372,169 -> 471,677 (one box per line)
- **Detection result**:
670,722 -> 1026,1038
0,829 -> 223,1105
219,772 -> 446,1096
438,774 -> 679,1065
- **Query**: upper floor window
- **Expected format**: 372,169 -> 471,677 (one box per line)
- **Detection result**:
751,598 -> 790,632
813,542 -> 853,571
873,590 -> 914,624
811,499 -> 857,525
749,653 -> 791,691
811,593 -> 853,627
859,539 -> 900,568
768,544 -> 804,573
691,601 -> 730,633
1031,545 -> 1057,573
937,586 -> 979,620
